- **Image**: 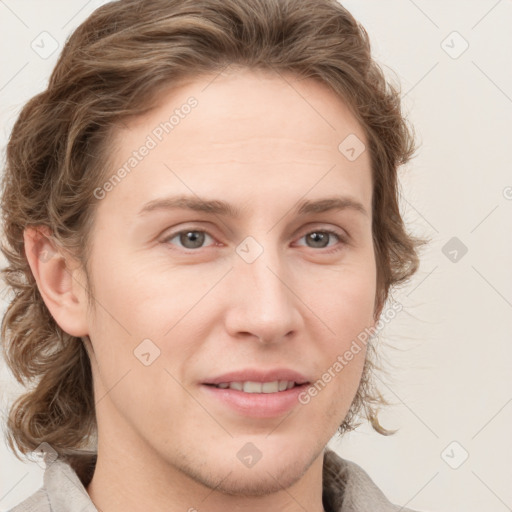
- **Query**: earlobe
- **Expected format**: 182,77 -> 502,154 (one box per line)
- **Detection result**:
23,226 -> 89,338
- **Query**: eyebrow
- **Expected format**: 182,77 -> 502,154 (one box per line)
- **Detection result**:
137,194 -> 368,218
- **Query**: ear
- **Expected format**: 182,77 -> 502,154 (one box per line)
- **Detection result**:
23,225 -> 89,338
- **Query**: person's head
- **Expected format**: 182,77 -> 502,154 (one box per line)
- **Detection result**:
1,0 -> 426,487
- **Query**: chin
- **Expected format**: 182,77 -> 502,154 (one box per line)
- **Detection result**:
182,440 -> 320,497
202,456 -> 312,497
213,474 -> 298,497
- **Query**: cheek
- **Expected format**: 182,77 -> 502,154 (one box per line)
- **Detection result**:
312,264 -> 376,334
306,263 -> 376,392
86,251 -> 190,336
84,253 -> 208,389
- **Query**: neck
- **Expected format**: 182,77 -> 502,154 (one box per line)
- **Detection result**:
85,409 -> 327,512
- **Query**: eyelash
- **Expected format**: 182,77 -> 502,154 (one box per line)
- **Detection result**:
161,227 -> 348,254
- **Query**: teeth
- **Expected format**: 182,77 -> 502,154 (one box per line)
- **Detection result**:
230,381 -> 243,391
278,380 -> 288,391
245,381 -> 263,393
261,381 -> 279,393
214,380 -> 298,393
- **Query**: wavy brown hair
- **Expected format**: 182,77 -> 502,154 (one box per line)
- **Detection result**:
1,0 -> 427,476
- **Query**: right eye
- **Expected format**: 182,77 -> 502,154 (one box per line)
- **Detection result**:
161,229 -> 217,250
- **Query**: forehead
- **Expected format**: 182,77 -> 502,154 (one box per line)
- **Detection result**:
100,67 -> 372,218
118,67 -> 366,153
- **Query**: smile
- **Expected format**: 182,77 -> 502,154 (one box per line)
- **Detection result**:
207,380 -> 299,393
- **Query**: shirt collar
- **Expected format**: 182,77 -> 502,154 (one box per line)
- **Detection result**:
44,455 -> 98,512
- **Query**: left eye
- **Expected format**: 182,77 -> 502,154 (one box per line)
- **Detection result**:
163,229 -> 344,251
296,230 -> 343,249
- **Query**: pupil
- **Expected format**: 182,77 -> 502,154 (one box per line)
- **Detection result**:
309,232 -> 327,248
181,231 -> 204,248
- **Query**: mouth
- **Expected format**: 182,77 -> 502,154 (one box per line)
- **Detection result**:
201,368 -> 311,417
200,379 -> 311,418
203,380 -> 308,393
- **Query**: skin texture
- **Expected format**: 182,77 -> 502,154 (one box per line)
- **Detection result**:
25,67 -> 378,512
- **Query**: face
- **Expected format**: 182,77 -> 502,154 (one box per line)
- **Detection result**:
81,67 -> 376,495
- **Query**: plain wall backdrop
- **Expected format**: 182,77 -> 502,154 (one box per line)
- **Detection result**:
0,1 -> 511,511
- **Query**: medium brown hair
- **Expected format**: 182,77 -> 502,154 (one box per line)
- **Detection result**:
1,0 -> 427,473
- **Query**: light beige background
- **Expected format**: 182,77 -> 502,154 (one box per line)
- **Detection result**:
1,1 -> 511,511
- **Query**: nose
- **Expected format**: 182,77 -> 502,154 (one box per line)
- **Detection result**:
223,241 -> 302,345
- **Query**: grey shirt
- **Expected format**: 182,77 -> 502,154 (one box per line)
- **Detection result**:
10,449 -> 420,511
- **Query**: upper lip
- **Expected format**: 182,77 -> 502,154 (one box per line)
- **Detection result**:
203,368 -> 310,385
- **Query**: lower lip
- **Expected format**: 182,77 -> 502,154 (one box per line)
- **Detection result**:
200,384 -> 309,418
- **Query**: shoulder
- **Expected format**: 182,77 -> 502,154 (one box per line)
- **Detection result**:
8,457 -> 97,512
323,448 -> 423,512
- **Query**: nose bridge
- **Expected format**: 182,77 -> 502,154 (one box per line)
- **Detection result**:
226,233 -> 299,342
